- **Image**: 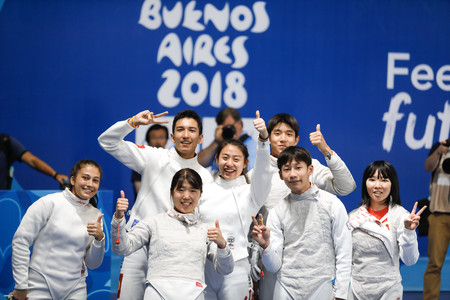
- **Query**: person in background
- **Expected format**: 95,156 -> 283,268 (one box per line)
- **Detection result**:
112,168 -> 233,300
348,160 -> 424,299
11,159 -> 105,300
0,133 -> 68,189
423,139 -> 450,300
131,124 -> 169,198
198,108 -> 257,173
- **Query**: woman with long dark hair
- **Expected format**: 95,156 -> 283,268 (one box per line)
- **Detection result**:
11,159 -> 105,300
347,160 -> 426,299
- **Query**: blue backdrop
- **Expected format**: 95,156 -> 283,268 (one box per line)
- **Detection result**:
0,0 -> 449,293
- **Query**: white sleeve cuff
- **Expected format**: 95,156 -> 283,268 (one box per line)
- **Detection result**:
92,237 -> 105,247
217,245 -> 232,257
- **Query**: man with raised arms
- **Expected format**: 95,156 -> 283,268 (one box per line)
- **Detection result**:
98,109 -> 213,300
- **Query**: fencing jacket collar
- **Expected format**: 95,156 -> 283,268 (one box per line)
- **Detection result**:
168,147 -> 201,168
348,205 -> 395,259
167,209 -> 198,226
289,184 -> 318,201
215,175 -> 247,189
63,188 -> 89,206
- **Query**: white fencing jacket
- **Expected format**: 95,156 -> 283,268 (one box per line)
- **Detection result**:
111,212 -> 234,299
262,185 -> 352,299
12,189 -> 105,300
198,139 -> 272,262
249,152 -> 356,212
347,204 -> 419,299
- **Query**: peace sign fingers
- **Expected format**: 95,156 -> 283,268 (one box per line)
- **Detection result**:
133,110 -> 169,126
152,111 -> 169,124
251,214 -> 270,249
415,204 -> 427,217
404,202 -> 426,230
252,215 -> 259,227
410,201 -> 418,215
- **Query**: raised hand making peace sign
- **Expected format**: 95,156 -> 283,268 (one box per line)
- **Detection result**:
404,201 -> 427,230
251,214 -> 271,249
128,110 -> 169,128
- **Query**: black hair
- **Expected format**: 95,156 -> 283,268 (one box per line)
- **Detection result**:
172,109 -> 203,135
145,124 -> 169,144
360,160 -> 401,207
277,146 -> 312,170
215,139 -> 249,176
70,159 -> 102,208
170,168 -> 203,194
267,113 -> 299,137
215,108 -> 242,125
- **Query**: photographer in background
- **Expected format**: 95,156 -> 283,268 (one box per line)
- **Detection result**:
198,108 -> 256,173
423,138 -> 450,300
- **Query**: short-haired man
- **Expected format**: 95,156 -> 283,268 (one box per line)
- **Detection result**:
131,124 -> 169,198
98,109 -> 213,300
264,113 -> 356,202
198,107 -> 257,172
252,146 -> 351,300
249,113 -> 356,300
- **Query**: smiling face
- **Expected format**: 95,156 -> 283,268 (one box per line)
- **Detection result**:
171,117 -> 203,159
279,159 -> 313,194
216,144 -> 248,181
366,170 -> 392,210
172,180 -> 201,214
70,165 -> 101,200
270,122 -> 300,158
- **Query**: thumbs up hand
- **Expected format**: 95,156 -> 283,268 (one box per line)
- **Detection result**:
309,124 -> 332,157
115,190 -> 129,219
87,213 -> 105,241
253,110 -> 269,140
208,219 -> 227,249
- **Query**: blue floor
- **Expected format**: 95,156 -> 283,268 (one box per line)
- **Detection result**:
400,257 -> 450,291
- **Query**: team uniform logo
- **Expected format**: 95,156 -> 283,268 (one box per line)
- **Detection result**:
227,235 -> 235,250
